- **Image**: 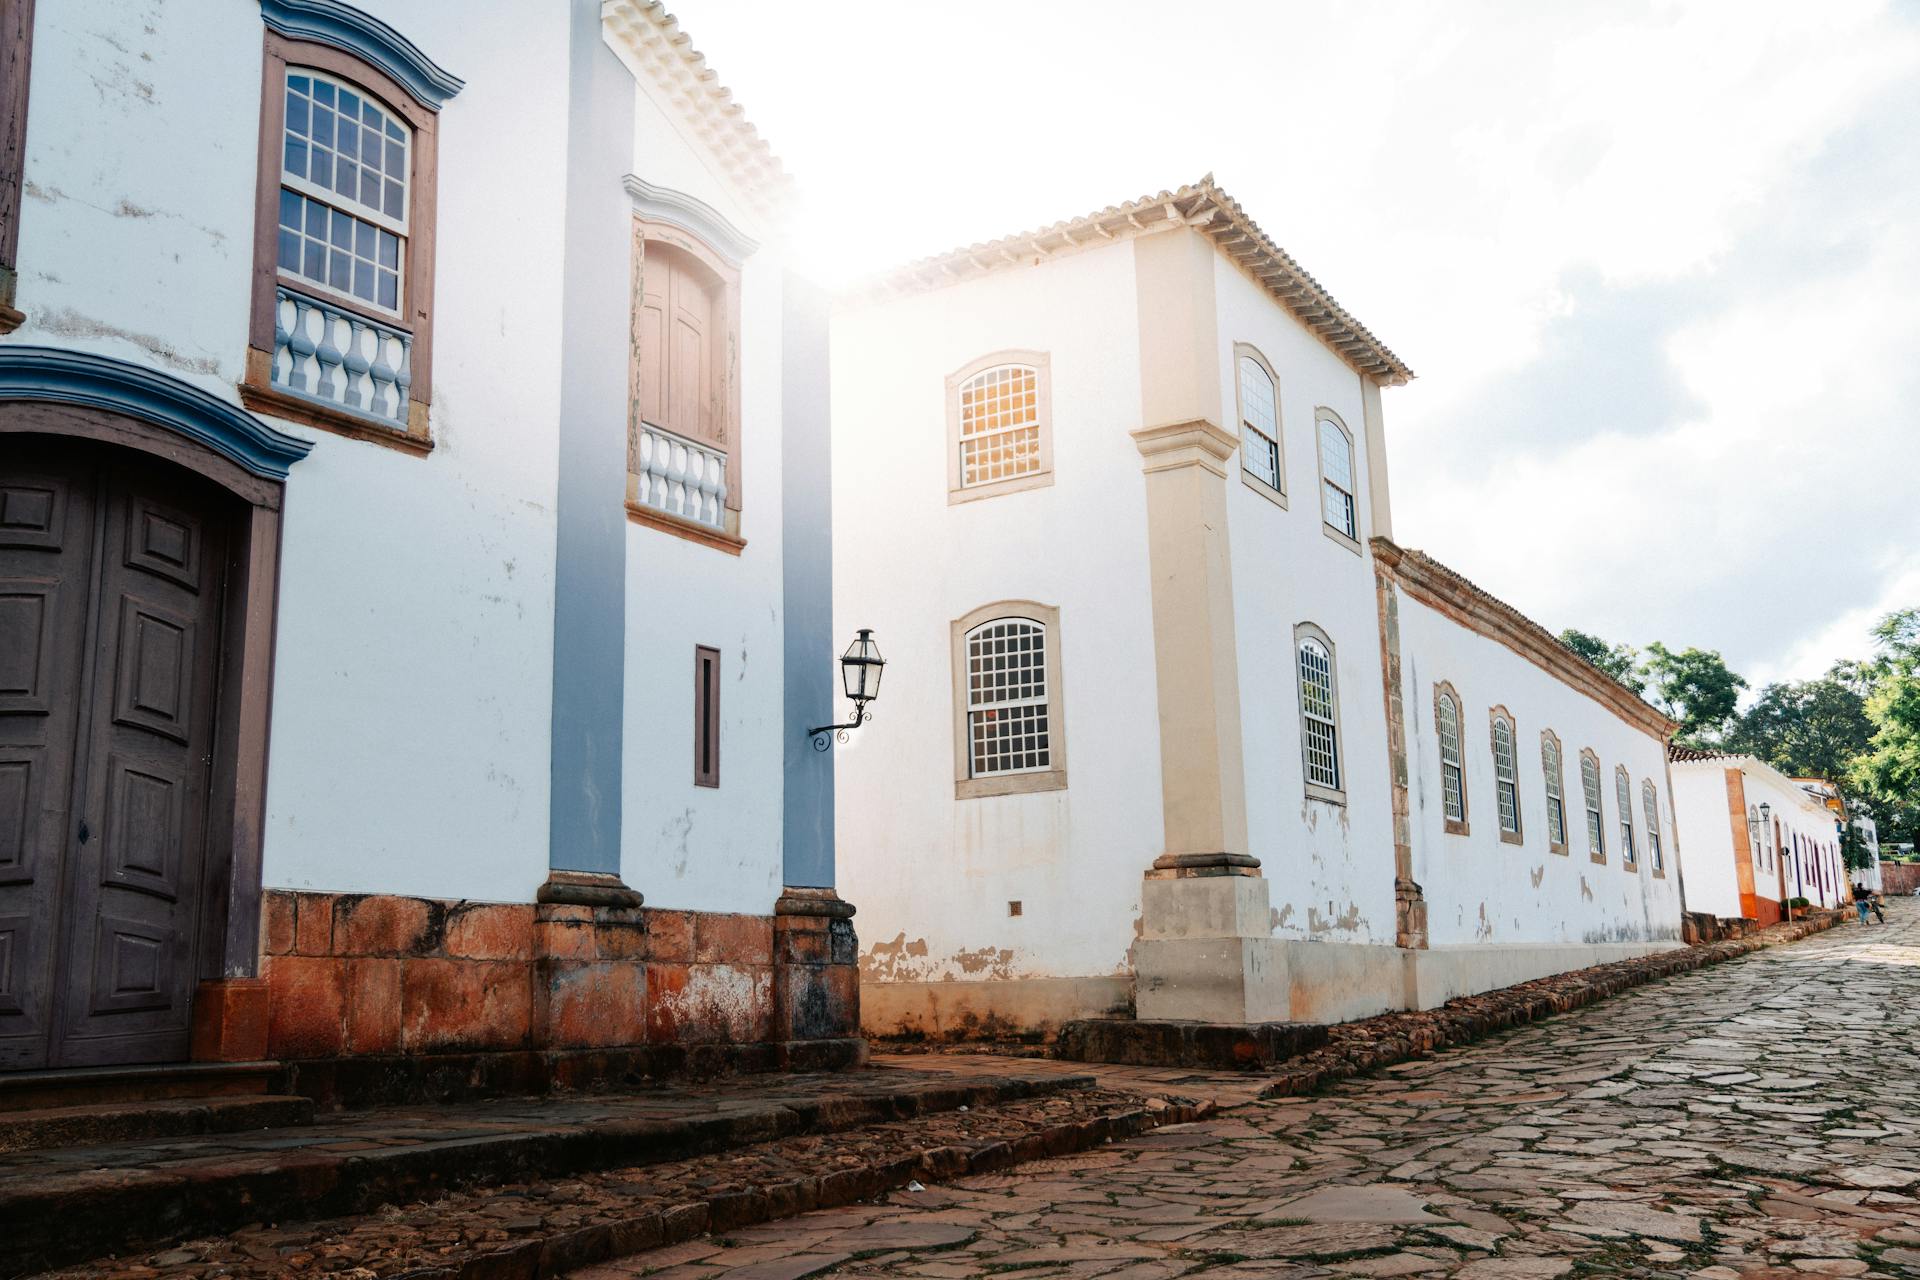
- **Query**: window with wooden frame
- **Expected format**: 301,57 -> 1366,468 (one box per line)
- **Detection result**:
1616,766 -> 1637,867
0,0 -> 37,333
1642,778 -> 1664,874
242,24 -> 453,453
628,219 -> 743,552
693,645 -> 721,788
952,601 -> 1067,799
1435,682 -> 1467,835
1235,344 -> 1284,505
1490,707 -> 1521,844
1541,729 -> 1568,854
1295,623 -> 1343,803
1580,749 -> 1606,862
946,351 -> 1052,503
1315,408 -> 1361,553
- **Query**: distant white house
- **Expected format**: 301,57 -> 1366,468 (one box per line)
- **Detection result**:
831,178 -> 1685,1037
1669,751 -> 1851,922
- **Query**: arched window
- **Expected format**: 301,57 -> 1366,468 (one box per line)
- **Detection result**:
1616,766 -> 1637,866
1747,804 -> 1761,867
1580,750 -> 1605,861
1295,624 -> 1342,801
951,602 -> 1067,798
1490,708 -> 1521,843
1541,730 -> 1567,853
278,70 -> 411,312
1435,683 -> 1467,833
947,352 -> 1052,502
631,233 -> 740,538
1316,408 -> 1359,550
1235,345 -> 1283,499
1642,779 -> 1664,873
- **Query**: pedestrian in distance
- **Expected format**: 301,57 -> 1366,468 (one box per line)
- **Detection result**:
1853,883 -> 1872,924
1870,892 -> 1887,925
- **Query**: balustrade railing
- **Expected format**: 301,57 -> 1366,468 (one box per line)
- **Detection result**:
271,286 -> 411,428
633,421 -> 728,529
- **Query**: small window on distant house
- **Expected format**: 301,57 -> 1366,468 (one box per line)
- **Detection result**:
1616,766 -> 1637,866
1235,344 -> 1284,502
947,352 -> 1053,502
1316,408 -> 1360,551
1490,709 -> 1521,843
1643,779 -> 1663,873
1295,624 -> 1343,801
694,645 -> 720,787
1581,750 -> 1606,861
1541,730 -> 1568,853
952,602 -> 1067,798
1435,683 -> 1467,834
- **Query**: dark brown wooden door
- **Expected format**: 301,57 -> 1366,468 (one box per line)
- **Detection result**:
0,438 -> 229,1068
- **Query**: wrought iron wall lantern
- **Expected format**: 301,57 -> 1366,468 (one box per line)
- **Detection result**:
809,628 -> 884,750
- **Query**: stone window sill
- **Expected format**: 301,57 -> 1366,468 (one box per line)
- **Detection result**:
956,769 -> 1067,800
626,500 -> 746,555
239,373 -> 432,457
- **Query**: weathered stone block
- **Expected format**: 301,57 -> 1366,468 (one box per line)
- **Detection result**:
190,977 -> 271,1062
536,959 -> 646,1048
694,913 -> 774,965
262,891 -> 297,957
266,953 -> 347,1059
444,902 -> 535,961
648,963 -> 773,1044
400,958 -> 530,1052
336,894 -> 439,957
293,892 -> 336,956
344,958 -> 404,1055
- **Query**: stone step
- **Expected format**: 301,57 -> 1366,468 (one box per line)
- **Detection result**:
0,1065 -> 1095,1276
0,1094 -> 315,1154
0,1060 -> 280,1112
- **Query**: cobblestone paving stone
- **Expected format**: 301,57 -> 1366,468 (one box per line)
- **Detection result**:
582,903 -> 1920,1280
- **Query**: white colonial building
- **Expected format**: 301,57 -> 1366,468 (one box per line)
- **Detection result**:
0,0 -> 857,1093
1669,752 -> 1850,924
832,178 -> 1685,1037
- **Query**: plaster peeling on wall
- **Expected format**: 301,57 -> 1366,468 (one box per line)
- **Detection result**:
860,932 -> 931,981
1475,903 -> 1494,942
1580,876 -> 1595,902
1530,865 -> 1546,888
662,808 -> 694,878
1275,904 -> 1296,930
950,945 -> 1018,978
36,308 -> 221,376
649,963 -> 765,1042
1307,902 -> 1365,936
24,181 -> 63,203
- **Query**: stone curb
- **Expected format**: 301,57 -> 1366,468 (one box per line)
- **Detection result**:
1254,912 -> 1844,1099
0,1072 -> 1098,1277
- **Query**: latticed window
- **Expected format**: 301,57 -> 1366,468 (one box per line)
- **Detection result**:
278,70 -> 409,312
1297,636 -> 1340,792
1491,713 -> 1520,837
1581,751 -> 1605,857
1616,767 -> 1636,864
1437,691 -> 1465,824
1239,354 -> 1281,491
958,364 -> 1042,489
1319,415 -> 1357,539
1643,779 -> 1663,872
1542,733 -> 1566,847
965,617 -> 1051,777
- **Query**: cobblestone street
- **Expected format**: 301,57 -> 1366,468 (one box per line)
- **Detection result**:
583,904 -> 1920,1280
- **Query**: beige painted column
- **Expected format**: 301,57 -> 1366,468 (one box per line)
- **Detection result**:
1359,377 -> 1394,543
1129,229 -> 1286,1024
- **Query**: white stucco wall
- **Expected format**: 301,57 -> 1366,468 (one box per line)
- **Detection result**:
14,1 -> 568,902
1212,259 -> 1398,947
1396,594 -> 1685,947
831,241 -> 1165,989
1742,765 -> 1846,909
1670,763 -> 1742,918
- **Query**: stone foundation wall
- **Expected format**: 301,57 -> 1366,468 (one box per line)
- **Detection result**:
1881,863 -> 1920,896
191,890 -> 862,1099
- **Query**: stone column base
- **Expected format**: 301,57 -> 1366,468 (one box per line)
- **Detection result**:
1134,867 -> 1291,1024
771,888 -> 862,1046
190,977 -> 271,1062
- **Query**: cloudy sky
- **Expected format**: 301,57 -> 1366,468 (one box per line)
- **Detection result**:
671,0 -> 1920,693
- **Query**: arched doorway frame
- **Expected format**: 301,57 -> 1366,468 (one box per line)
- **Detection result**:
0,347 -> 309,1030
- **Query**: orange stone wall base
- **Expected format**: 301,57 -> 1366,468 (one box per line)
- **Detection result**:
771,888 -> 861,1044
190,977 -> 271,1062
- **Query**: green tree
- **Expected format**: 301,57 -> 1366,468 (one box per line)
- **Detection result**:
1851,609 -> 1920,845
1557,629 -> 1646,693
1642,642 -> 1747,744
1722,674 -> 1872,782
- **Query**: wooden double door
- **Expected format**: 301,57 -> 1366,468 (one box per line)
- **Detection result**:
1,437 -> 234,1068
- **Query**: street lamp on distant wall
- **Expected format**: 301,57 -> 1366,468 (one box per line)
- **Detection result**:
809,629 -> 884,750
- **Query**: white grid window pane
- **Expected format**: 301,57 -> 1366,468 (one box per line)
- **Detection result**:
1542,737 -> 1566,846
1298,638 -> 1339,790
1617,769 -> 1636,862
1320,420 -> 1356,537
1582,755 -> 1605,855
1493,716 -> 1519,835
1438,694 -> 1463,822
959,365 -> 1042,488
280,70 -> 409,313
1643,780 -> 1663,872
966,618 -> 1051,777
1240,358 -> 1281,490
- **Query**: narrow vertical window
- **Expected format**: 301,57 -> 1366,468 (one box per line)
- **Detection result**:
1541,731 -> 1567,852
694,645 -> 721,787
1316,409 -> 1359,550
946,352 -> 1053,502
1581,750 -> 1605,860
1236,346 -> 1283,498
1490,710 -> 1520,842
1616,767 -> 1636,866
1295,625 -> 1342,800
1436,684 -> 1467,833
1643,779 -> 1663,873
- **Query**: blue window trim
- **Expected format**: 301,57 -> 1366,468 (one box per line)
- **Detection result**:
0,347 -> 313,480
259,0 -> 464,111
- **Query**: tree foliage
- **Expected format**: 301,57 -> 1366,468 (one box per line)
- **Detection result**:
1721,672 -> 1872,783
1557,629 -> 1646,693
1850,609 -> 1920,846
1642,642 -> 1747,745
